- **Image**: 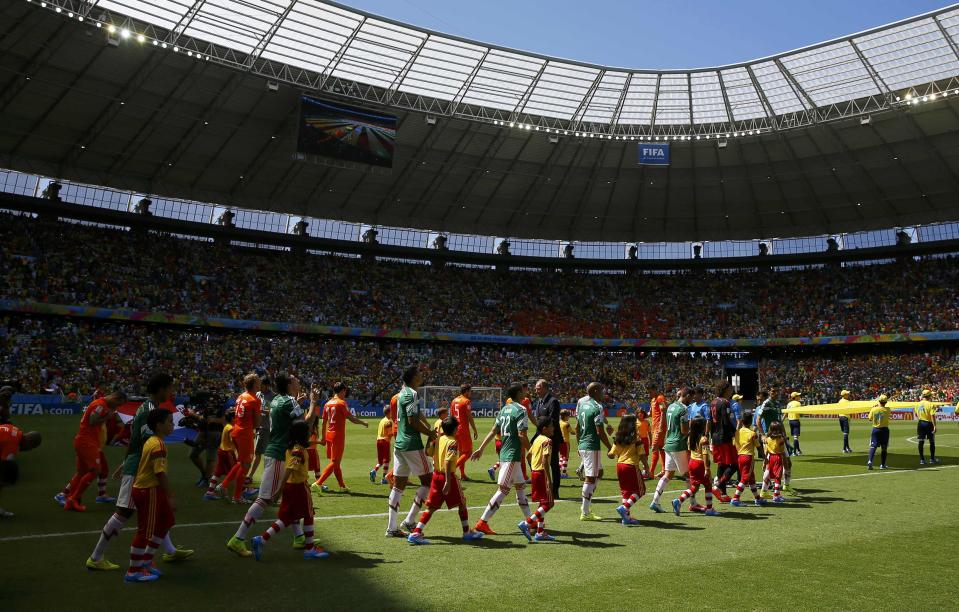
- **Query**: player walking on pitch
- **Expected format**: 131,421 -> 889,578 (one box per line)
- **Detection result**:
385,366 -> 438,538
450,385 -> 478,480
650,387 -> 692,513
85,373 -> 193,570
471,382 -> 533,534
576,382 -> 612,522
313,382 -> 368,493
227,374 -> 320,557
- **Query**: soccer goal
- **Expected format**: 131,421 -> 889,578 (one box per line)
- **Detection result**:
419,386 -> 503,419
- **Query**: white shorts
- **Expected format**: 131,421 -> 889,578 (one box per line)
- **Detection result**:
665,451 -> 689,475
497,462 -> 526,487
258,457 -> 286,500
578,449 -> 602,478
116,474 -> 134,510
393,448 -> 433,478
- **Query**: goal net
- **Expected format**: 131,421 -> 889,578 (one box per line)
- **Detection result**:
419,386 -> 503,419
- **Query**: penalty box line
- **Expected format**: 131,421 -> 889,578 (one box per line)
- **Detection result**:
1,463 -> 956,543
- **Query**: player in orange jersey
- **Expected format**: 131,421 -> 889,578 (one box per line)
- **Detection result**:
1,385 -> 42,518
646,384 -> 667,478
62,391 -> 128,512
450,385 -> 478,480
313,382 -> 368,493
218,374 -> 261,503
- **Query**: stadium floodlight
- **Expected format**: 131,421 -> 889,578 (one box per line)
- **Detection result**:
120,28 -> 130,39
55,6 -> 60,12
161,43 -> 167,49
152,40 -> 157,46
107,24 -> 116,33
291,219 -> 309,236
860,115 -> 871,125
41,181 -> 62,201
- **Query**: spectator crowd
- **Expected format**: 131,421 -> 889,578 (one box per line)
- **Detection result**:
3,316 -> 956,406
3,214 -> 959,340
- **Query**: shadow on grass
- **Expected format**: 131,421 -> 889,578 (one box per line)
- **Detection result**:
707,511 -> 768,521
759,502 -> 813,509
797,453 -> 920,468
324,550 -> 401,568
638,520 -> 705,531
428,535 -> 526,549
319,491 -> 384,500
543,530 -> 626,548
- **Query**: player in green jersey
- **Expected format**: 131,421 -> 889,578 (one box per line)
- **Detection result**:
470,382 -> 532,535
576,382 -> 612,521
228,373 -> 321,557
386,365 -> 438,538
649,386 -> 693,513
86,372 -> 193,570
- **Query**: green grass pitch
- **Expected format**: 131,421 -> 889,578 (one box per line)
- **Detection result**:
1,416 -> 958,611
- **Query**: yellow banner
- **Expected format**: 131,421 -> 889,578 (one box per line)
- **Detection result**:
783,401 -> 949,418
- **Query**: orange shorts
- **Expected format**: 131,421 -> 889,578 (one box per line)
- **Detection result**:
325,437 -> 345,461
74,441 -> 101,473
232,430 -> 255,464
307,446 -> 320,472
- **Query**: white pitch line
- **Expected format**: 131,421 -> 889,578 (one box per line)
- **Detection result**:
1,464 -> 956,543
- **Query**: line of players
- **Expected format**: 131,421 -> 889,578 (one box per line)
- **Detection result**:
39,367 -> 946,581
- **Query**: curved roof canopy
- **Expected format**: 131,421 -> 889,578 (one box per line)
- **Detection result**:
2,1 -> 959,242
82,1 -> 959,134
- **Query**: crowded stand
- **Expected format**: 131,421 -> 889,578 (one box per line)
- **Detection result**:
3,214 -> 959,340
3,317 -> 956,404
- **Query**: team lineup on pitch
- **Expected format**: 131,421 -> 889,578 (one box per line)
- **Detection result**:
1,372 -> 952,578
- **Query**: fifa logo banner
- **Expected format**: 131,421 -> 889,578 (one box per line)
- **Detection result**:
637,143 -> 670,166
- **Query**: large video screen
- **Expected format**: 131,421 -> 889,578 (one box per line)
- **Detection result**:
297,96 -> 396,168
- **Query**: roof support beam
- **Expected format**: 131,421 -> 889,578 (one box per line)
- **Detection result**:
745,65 -> 778,129
512,59 -> 550,118
80,0 -> 102,19
649,73 -> 662,135
933,16 -> 959,63
449,47 -> 490,117
569,70 -> 606,131
317,16 -> 366,91
716,71 -> 736,131
686,73 -> 694,128
167,0 -> 208,46
774,58 -> 820,121
246,0 -> 298,67
847,39 -> 891,98
386,33 -> 429,97
610,73 -> 633,129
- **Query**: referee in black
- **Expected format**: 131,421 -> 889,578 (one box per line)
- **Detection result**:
532,379 -> 563,498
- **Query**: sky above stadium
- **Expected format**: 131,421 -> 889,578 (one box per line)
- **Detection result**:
346,0 -> 952,69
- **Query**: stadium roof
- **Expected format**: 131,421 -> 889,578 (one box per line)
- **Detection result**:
2,1 -> 959,242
